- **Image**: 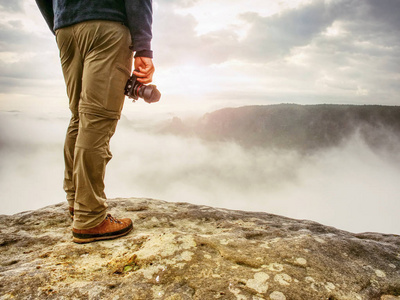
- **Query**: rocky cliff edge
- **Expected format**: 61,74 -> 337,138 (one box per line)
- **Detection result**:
0,198 -> 399,300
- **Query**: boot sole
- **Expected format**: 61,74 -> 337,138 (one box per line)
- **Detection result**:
72,225 -> 133,244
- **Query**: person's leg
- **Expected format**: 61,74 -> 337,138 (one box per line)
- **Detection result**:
72,114 -> 117,229
56,27 -> 83,210
63,114 -> 79,210
70,21 -> 133,229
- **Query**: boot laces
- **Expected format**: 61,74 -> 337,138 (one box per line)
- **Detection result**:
106,214 -> 122,224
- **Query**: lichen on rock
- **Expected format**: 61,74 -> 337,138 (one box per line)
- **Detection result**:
0,198 -> 399,299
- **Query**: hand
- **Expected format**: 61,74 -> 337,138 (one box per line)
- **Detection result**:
133,57 -> 155,84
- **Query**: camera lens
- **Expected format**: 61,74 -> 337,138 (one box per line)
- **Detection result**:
138,84 -> 161,103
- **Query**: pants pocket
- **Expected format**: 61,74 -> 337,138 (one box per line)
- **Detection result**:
104,63 -> 132,113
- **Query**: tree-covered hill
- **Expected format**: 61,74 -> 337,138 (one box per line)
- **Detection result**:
163,104 -> 400,152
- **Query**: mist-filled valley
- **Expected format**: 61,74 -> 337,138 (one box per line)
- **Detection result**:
1,104 -> 400,235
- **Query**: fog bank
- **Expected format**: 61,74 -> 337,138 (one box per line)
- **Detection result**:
1,111 -> 399,235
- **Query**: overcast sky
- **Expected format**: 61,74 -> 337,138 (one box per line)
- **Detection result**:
0,0 -> 399,116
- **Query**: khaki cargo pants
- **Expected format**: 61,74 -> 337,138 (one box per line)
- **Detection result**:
56,21 -> 133,229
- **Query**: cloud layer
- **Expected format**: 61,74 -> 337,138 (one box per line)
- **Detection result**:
1,112 -> 400,235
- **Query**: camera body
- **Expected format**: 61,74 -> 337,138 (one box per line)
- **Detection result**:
124,72 -> 161,103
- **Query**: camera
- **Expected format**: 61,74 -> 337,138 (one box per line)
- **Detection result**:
124,72 -> 161,103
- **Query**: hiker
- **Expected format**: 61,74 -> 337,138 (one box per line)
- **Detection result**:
35,0 -> 155,243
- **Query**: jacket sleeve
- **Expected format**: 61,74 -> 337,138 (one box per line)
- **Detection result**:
35,0 -> 55,34
125,0 -> 153,57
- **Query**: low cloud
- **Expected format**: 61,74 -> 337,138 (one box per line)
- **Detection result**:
2,111 -> 399,235
108,118 -> 400,235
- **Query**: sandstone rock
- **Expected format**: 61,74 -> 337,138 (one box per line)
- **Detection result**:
0,198 -> 399,299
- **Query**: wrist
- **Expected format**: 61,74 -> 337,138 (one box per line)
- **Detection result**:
134,49 -> 153,58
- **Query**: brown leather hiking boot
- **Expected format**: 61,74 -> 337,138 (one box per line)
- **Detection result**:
72,214 -> 133,244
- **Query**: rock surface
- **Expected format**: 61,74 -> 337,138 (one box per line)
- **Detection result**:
0,198 -> 399,300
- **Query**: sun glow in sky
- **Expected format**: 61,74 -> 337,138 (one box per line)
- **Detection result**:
177,0 -> 316,32
174,0 -> 298,37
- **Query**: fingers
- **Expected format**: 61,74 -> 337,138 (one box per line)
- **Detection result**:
133,68 -> 154,84
133,57 -> 155,84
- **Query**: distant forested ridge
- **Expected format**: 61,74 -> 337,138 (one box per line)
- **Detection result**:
163,104 -> 400,152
